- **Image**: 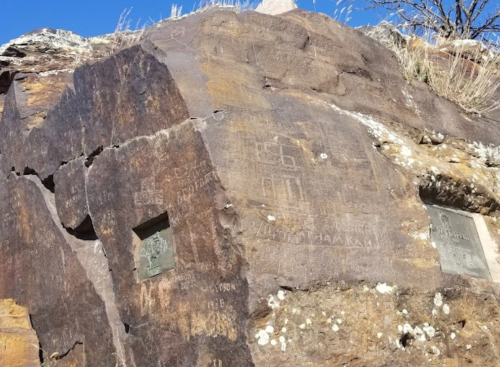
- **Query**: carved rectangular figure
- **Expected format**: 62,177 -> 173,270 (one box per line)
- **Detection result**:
426,205 -> 491,280
138,227 -> 175,281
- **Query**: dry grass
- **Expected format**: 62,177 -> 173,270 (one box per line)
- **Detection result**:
368,24 -> 500,116
110,8 -> 146,53
429,46 -> 500,115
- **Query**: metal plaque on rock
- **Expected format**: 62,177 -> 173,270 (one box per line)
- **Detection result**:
426,205 -> 491,280
138,227 -> 175,281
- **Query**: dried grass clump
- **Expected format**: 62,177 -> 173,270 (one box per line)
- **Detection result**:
428,45 -> 500,115
110,8 -> 146,53
368,24 -> 500,116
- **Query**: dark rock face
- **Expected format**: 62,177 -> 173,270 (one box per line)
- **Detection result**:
1,7 -> 500,367
0,175 -> 117,365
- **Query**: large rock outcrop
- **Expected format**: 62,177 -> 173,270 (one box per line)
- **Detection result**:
1,6 -> 500,366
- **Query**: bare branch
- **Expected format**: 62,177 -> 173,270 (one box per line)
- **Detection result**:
362,0 -> 500,41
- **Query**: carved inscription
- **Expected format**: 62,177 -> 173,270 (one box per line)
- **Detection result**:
426,205 -> 491,280
243,215 -> 388,249
138,228 -> 175,281
256,141 -> 299,170
134,178 -> 163,206
262,175 -> 305,202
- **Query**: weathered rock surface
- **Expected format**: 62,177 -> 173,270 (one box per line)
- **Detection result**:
1,6 -> 500,367
0,299 -> 40,367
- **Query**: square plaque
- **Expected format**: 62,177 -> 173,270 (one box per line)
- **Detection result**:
426,205 -> 491,280
138,227 -> 175,281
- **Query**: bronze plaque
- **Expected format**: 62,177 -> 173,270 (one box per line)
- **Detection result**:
426,205 -> 491,280
138,227 -> 175,281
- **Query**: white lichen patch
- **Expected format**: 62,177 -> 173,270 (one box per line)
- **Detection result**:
401,146 -> 412,157
376,283 -> 394,294
267,295 -> 280,309
279,335 -> 287,351
403,324 -> 414,334
39,68 -> 75,77
414,326 -> 426,342
431,346 -> 441,356
423,324 -> 436,338
255,329 -> 271,345
330,104 -> 406,146
470,141 -> 500,165
277,290 -> 286,301
434,293 -> 443,307
443,304 -> 450,315
410,231 -> 429,241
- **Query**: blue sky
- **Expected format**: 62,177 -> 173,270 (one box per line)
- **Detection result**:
0,0 -> 386,45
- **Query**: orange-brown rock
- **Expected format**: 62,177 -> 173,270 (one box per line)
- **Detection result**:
0,299 -> 40,367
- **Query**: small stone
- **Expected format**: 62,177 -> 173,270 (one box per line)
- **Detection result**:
332,324 -> 340,332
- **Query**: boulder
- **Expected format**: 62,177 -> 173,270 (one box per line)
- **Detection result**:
1,6 -> 500,366
256,0 -> 297,15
